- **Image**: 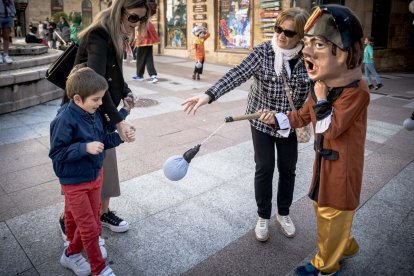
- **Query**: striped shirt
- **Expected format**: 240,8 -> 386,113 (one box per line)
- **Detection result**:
205,41 -> 311,138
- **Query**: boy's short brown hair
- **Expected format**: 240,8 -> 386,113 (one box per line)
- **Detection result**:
66,65 -> 108,101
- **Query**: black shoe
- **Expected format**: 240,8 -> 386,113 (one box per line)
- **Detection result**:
59,215 -> 67,241
375,83 -> 383,90
192,74 -> 196,80
368,84 -> 374,90
100,209 -> 129,233
196,74 -> 200,80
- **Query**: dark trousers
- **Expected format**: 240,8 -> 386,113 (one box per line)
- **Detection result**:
193,59 -> 204,75
251,126 -> 298,219
136,45 -> 157,78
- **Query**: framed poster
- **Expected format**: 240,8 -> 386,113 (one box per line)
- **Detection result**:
165,0 -> 187,48
216,0 -> 252,51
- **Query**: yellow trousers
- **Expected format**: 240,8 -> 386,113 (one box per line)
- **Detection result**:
311,202 -> 360,273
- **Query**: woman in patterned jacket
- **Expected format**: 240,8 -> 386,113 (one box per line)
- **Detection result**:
182,7 -> 310,242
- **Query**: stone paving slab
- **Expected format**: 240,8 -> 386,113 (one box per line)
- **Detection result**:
1,55 -> 414,275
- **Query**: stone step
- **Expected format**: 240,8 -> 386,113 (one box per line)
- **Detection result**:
0,49 -> 62,73
0,64 -> 51,87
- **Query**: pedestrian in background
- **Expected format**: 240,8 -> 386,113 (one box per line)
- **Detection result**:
0,0 -> 16,64
192,25 -> 210,80
132,20 -> 160,83
69,11 -> 82,44
47,18 -> 57,49
363,36 -> 383,90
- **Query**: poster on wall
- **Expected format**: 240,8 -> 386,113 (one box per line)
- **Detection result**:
217,0 -> 252,50
166,0 -> 187,48
260,0 -> 280,38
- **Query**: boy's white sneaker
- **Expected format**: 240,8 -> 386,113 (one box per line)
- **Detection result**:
63,236 -> 107,259
97,266 -> 116,276
255,217 -> 269,242
276,214 -> 296,237
60,249 -> 91,276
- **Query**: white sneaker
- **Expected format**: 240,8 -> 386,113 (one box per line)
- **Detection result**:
276,214 -> 296,237
98,266 -> 116,276
149,75 -> 158,83
60,248 -> 91,276
255,217 -> 269,242
3,54 -> 13,64
63,236 -> 107,259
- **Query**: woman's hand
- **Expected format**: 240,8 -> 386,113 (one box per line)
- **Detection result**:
116,121 -> 136,142
258,110 -> 276,125
86,141 -> 104,155
314,80 -> 328,101
123,93 -> 139,111
181,94 -> 211,115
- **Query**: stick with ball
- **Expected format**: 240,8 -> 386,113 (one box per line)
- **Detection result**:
163,112 -> 261,181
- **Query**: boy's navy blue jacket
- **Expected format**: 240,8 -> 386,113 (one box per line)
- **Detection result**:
49,101 -> 123,185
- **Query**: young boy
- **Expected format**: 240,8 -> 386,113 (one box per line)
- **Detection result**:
49,66 -> 134,276
192,25 -> 210,80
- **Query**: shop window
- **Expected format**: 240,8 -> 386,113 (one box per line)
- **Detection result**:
82,0 -> 93,27
217,0 -> 252,51
51,0 -> 64,15
165,0 -> 187,48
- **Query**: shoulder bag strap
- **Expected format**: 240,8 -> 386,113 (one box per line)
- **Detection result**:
280,73 -> 297,111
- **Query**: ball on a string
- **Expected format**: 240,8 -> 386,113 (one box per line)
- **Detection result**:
163,155 -> 189,181
163,144 -> 201,181
403,113 -> 414,131
195,61 -> 203,69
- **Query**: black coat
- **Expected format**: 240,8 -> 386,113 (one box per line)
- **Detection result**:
64,26 -> 131,125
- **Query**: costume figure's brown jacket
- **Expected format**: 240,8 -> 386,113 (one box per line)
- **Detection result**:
288,81 -> 370,211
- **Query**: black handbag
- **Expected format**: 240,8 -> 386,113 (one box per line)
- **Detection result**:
46,43 -> 78,89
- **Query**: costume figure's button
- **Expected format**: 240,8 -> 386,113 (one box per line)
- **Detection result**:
271,77 -> 276,81
112,64 -> 116,67
108,78 -> 112,81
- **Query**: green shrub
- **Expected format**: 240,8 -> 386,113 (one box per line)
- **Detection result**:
52,12 -> 68,21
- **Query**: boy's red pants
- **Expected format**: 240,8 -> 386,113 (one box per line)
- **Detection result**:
61,169 -> 105,275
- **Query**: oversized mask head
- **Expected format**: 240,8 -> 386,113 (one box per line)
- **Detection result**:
302,5 -> 363,82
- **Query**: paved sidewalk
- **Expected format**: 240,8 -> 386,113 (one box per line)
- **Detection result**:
0,55 -> 413,275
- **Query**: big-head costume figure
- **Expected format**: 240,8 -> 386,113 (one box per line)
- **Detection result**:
260,4 -> 370,275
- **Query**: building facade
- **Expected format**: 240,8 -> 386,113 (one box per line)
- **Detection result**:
154,0 -> 414,71
15,0 -> 106,36
15,0 -> 414,71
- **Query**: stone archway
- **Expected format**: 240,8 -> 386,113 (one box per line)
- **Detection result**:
82,0 -> 93,27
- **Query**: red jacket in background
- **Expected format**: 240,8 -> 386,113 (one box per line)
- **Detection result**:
135,22 -> 160,47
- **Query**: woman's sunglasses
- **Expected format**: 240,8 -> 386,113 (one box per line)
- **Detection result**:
124,10 -> 148,23
274,26 -> 297,38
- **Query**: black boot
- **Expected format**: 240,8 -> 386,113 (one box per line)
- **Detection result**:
192,74 -> 196,80
196,73 -> 200,80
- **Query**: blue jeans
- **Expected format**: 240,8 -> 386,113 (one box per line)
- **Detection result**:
364,63 -> 382,86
